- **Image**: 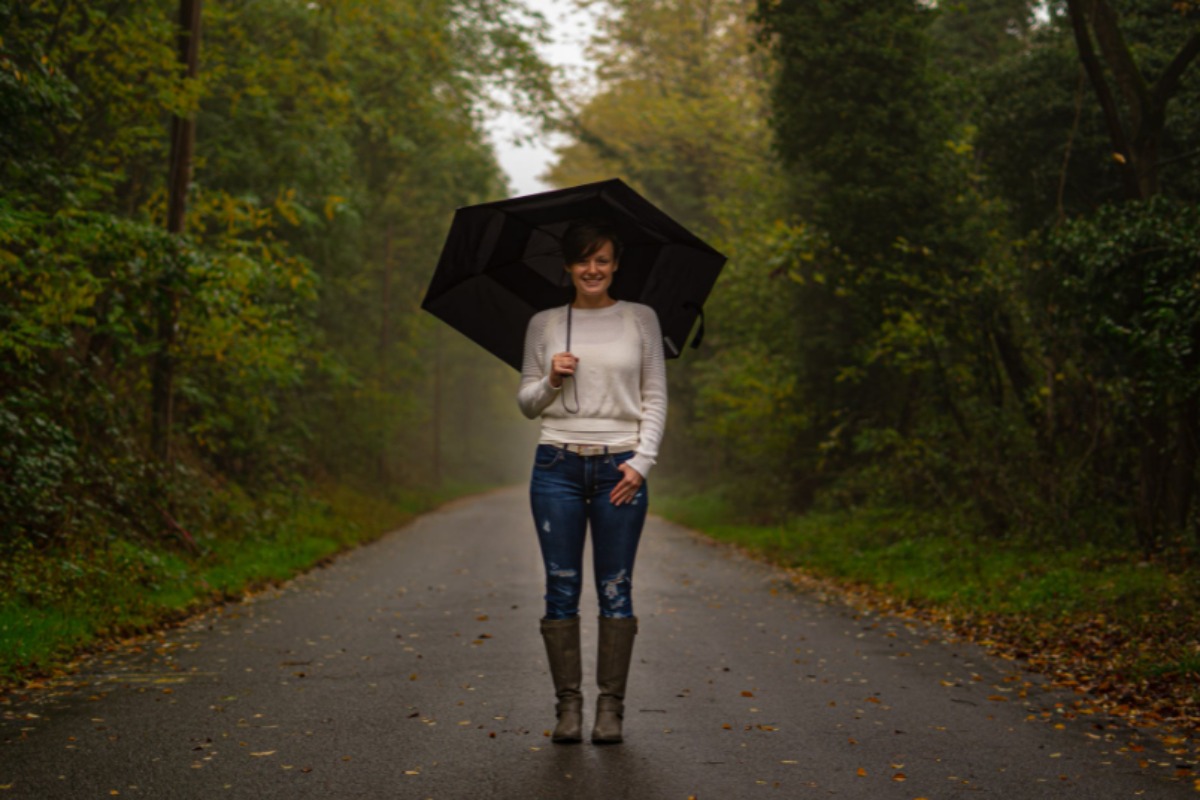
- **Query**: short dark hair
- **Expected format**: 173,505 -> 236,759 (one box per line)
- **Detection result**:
561,218 -> 624,265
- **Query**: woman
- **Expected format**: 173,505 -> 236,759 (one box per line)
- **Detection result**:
517,218 -> 667,745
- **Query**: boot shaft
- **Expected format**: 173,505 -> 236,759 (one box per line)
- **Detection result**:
595,616 -> 638,700
540,616 -> 582,699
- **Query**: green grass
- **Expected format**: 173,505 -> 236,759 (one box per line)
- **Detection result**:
0,481 -> 487,685
654,489 -> 1200,685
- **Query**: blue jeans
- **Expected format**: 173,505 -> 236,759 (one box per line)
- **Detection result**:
529,444 -> 649,620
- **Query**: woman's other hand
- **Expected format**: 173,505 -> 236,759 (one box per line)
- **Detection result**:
549,352 -> 578,388
610,463 -> 643,506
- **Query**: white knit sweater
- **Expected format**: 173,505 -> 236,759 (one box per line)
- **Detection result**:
517,301 -> 668,478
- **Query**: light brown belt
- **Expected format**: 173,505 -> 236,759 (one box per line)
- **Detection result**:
559,443 -> 636,457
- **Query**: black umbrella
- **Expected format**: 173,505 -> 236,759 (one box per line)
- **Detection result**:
421,178 -> 727,371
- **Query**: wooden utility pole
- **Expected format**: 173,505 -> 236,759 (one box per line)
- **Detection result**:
378,223 -> 393,483
152,0 -> 202,461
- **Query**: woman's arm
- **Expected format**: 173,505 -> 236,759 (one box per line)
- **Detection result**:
626,305 -> 668,479
517,312 -> 562,419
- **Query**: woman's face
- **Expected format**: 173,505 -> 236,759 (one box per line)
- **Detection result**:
567,239 -> 617,301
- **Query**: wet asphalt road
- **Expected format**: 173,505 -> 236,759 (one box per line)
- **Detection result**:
1,487 -> 1194,799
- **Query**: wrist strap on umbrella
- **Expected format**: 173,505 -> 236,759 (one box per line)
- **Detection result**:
561,304 -> 580,414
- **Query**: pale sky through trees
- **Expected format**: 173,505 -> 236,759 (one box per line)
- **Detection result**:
488,0 -> 598,196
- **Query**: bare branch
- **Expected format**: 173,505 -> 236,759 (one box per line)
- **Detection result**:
1087,0 -> 1151,123
1153,29 -> 1200,107
1065,0 -> 1140,198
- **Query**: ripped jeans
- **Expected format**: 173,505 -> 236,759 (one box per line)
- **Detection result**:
529,444 -> 648,620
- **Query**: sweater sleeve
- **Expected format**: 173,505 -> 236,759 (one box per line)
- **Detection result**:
517,311 -> 561,420
627,305 -> 668,479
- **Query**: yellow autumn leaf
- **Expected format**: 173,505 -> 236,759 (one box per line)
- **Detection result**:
323,195 -> 345,221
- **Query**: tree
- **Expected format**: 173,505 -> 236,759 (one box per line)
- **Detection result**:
1066,0 -> 1200,199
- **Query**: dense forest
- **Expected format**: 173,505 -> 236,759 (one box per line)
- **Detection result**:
2,0 -> 1199,677
552,0 -> 1200,557
0,0 -> 545,672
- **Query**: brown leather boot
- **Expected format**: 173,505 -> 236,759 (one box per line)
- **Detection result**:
540,617 -> 583,743
591,616 -> 637,744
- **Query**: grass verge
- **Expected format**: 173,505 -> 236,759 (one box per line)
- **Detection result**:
0,481 -> 486,686
655,489 -> 1200,733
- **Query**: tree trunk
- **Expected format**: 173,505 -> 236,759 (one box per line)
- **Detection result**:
1168,393 -> 1199,535
432,327 -> 443,488
1136,413 -> 1169,555
152,0 -> 202,462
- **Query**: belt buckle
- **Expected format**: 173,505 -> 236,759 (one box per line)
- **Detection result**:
572,444 -> 604,457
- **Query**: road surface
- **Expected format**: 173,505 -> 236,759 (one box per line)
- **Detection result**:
1,488 -> 1193,798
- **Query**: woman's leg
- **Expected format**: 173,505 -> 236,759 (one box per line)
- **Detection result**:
529,446 -> 588,619
529,446 -> 588,743
588,451 -> 648,619
586,451 -> 648,743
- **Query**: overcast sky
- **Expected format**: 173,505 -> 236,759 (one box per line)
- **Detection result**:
486,0 -> 598,196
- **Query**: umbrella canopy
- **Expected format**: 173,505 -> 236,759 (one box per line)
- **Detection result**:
421,178 -> 727,371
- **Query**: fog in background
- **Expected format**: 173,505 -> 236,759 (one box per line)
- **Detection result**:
437,1 -> 599,488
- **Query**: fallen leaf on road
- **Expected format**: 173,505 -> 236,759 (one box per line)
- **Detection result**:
250,751 -> 276,757
987,695 -> 1008,702
856,768 -> 867,777
892,773 -> 907,782
741,691 -> 754,697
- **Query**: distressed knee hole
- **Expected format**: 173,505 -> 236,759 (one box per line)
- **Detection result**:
600,569 -> 629,602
